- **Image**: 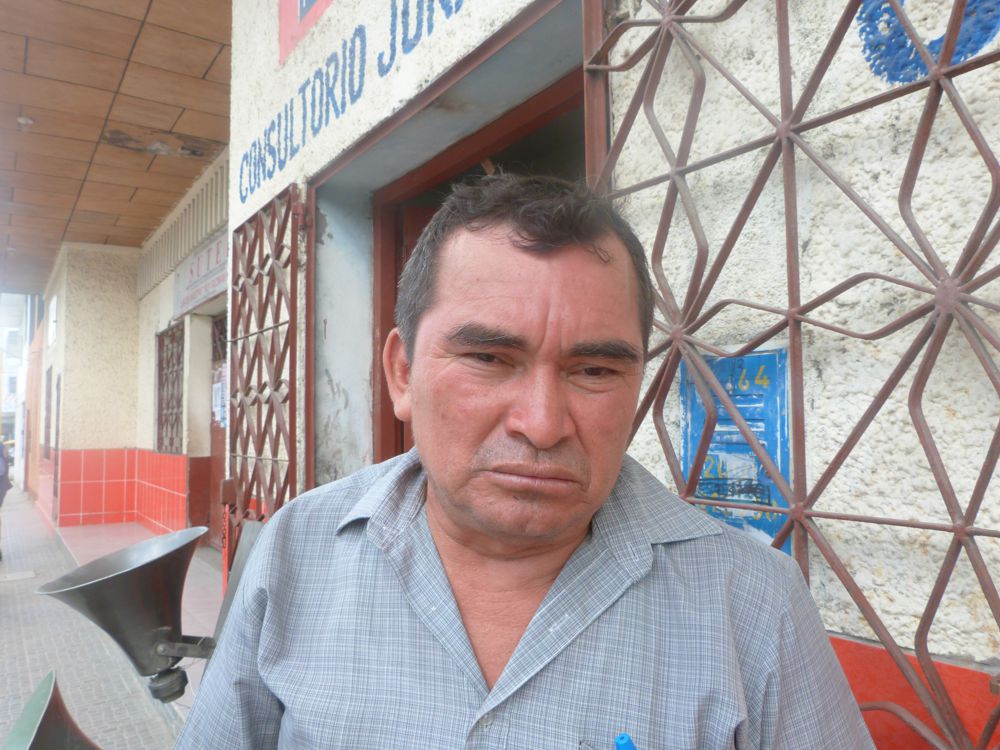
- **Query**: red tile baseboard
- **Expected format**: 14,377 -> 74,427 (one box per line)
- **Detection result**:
55,448 -> 190,534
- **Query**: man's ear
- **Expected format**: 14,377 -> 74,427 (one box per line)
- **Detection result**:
382,328 -> 413,422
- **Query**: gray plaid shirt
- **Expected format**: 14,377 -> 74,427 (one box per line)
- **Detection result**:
175,450 -> 872,749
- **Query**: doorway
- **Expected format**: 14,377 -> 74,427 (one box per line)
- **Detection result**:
307,0 -> 587,484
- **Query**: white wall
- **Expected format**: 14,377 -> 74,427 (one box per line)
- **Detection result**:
611,2 -> 1000,661
230,0 -> 540,226
312,186 -> 374,482
185,314 -> 214,458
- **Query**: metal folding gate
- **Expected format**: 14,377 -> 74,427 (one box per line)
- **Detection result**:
585,1 -> 999,747
227,185 -> 306,569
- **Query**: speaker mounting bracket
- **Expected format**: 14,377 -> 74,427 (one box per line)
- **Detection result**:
155,634 -> 216,660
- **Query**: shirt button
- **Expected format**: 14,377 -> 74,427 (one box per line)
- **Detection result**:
480,712 -> 494,728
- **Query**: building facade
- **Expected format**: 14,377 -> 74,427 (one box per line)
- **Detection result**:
10,1 -> 999,747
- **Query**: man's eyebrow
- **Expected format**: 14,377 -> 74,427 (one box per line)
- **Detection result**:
445,323 -> 527,350
569,340 -> 641,363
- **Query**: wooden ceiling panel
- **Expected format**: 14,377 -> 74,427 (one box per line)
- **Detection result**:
0,70 -> 114,118
26,39 -> 127,91
3,227 -> 63,245
0,31 -> 24,73
71,209 -> 118,225
13,189 -> 77,209
100,222 -> 150,240
1,130 -> 94,163
148,154 -> 209,177
0,0 -> 141,58
67,0 -> 151,21
10,214 -> 68,233
3,246 -> 60,267
87,163 -> 192,192
205,45 -> 229,84
108,94 -> 182,130
102,119 -> 224,160
0,170 -> 82,195
0,151 -> 13,171
173,109 -> 228,143
14,106 -> 107,142
114,214 -> 160,228
68,220 -> 126,235
131,187 -> 183,206
80,181 -> 136,202
120,62 -> 229,117
0,201 -> 71,220
63,228 -> 109,243
133,24 -> 221,78
75,195 -> 169,218
146,0 -> 230,45
15,153 -> 89,180
92,143 -> 155,171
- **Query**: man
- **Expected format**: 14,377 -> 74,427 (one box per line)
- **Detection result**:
176,174 -> 872,749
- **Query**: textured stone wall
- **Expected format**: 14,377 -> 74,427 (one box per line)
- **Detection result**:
60,245 -> 139,450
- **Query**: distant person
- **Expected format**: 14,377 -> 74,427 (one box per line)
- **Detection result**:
176,174 -> 873,749
0,442 -> 11,561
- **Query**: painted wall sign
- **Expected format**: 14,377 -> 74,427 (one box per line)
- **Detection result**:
173,232 -> 228,317
280,0 -> 336,64
857,0 -> 1000,83
239,0 -> 466,205
681,349 -> 791,553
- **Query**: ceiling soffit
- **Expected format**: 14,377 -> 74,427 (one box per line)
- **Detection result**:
0,0 -> 232,294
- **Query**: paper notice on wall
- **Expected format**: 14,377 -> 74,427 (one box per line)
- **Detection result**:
213,382 -> 227,426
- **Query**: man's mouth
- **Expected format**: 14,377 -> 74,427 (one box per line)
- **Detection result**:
482,464 -> 582,493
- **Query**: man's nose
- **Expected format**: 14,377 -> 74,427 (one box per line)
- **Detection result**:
504,367 -> 574,450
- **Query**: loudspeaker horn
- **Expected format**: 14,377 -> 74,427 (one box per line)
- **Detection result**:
2,671 -> 101,750
37,526 -> 213,702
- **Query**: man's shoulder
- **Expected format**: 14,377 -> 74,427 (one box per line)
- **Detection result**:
267,450 -> 419,534
617,455 -> 799,589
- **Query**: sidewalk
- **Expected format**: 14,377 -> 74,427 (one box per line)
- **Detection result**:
0,486 -> 224,749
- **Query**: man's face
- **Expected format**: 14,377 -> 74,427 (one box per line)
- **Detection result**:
383,226 -> 645,551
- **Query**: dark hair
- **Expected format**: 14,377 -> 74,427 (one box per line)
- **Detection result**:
394,173 -> 654,358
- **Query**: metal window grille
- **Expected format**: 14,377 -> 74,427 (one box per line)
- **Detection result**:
228,185 -> 301,525
212,314 -> 227,363
156,322 -> 184,455
586,1 -> 1000,747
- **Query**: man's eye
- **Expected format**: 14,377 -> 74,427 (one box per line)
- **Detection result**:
471,352 -> 499,364
580,366 -> 614,378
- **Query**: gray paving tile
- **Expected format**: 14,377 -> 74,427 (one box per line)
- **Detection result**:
0,489 -> 184,749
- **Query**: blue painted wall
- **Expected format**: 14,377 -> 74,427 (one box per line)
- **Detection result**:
857,0 -> 1000,83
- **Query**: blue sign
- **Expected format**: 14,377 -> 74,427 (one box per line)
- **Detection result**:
681,349 -> 790,553
857,0 -> 1000,84
299,0 -> 319,19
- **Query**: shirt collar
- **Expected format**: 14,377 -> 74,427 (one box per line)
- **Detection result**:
335,448 -> 723,551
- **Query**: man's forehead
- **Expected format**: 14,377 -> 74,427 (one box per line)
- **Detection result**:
438,225 -> 627,273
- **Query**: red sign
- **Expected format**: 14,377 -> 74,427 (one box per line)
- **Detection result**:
279,0 -> 335,63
